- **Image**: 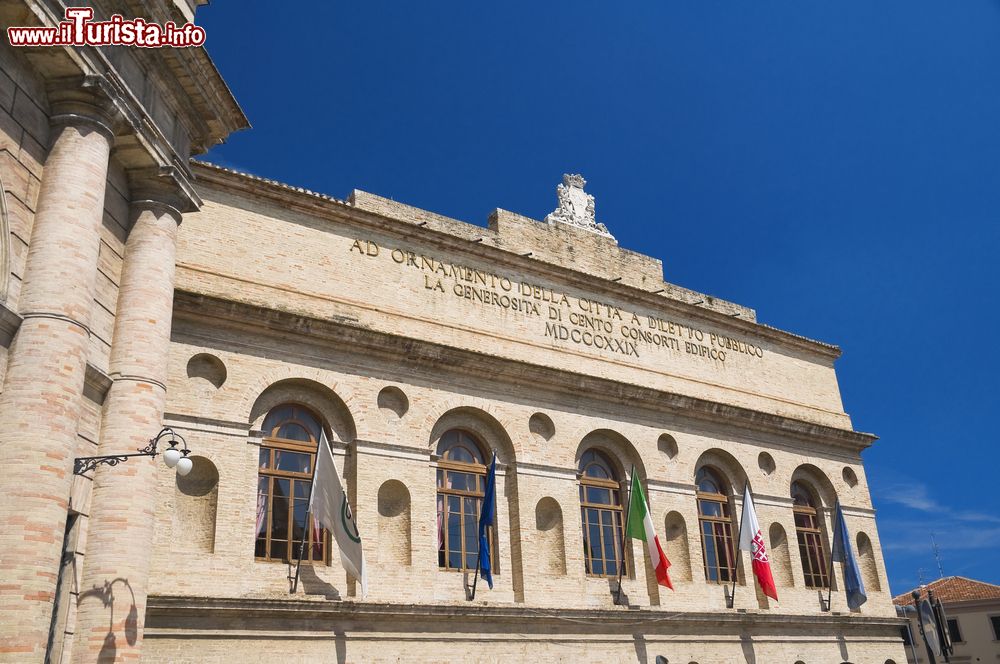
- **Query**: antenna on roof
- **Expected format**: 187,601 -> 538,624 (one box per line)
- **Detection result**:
931,532 -> 945,579
918,567 -> 926,586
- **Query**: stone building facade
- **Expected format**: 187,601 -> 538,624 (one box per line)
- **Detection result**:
0,2 -> 907,662
893,577 -> 1000,664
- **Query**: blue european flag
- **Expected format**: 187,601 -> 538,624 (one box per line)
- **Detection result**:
831,500 -> 867,610
477,452 -> 497,590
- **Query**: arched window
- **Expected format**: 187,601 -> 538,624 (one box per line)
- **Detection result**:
436,430 -> 494,572
578,449 -> 625,577
255,404 -> 328,563
696,467 -> 737,583
792,481 -> 830,589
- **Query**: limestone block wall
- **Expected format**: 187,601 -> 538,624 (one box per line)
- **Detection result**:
176,175 -> 852,432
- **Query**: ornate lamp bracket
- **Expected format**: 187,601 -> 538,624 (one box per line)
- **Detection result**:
73,427 -> 190,476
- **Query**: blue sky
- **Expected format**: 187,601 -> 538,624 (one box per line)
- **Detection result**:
198,1 -> 1000,594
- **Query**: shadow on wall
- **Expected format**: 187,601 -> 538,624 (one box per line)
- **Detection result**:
740,633 -> 756,664
632,632 -> 648,663
173,456 -> 219,554
76,577 -> 138,663
295,564 -> 341,600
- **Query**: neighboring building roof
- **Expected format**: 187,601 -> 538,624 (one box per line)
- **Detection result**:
893,576 -> 1000,605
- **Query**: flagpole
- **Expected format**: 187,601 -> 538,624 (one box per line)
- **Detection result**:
470,547 -> 481,600
823,502 -> 838,611
291,442 -> 322,594
469,450 -> 495,601
615,464 -> 636,605
729,481 -> 748,608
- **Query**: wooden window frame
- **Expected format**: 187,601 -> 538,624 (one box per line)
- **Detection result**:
697,486 -> 737,584
579,472 -> 627,579
436,430 -> 496,574
255,406 -> 330,565
792,488 -> 830,589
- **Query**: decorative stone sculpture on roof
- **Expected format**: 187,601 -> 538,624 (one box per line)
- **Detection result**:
544,174 -> 614,239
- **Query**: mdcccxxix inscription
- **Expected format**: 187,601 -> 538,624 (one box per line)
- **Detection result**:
350,239 -> 764,365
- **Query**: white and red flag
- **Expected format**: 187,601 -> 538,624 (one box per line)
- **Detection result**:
626,473 -> 673,589
738,484 -> 778,601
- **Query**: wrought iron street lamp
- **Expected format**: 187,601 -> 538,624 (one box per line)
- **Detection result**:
73,427 -> 193,476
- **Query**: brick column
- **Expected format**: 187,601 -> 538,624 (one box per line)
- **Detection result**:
71,190 -> 181,663
0,100 -> 114,662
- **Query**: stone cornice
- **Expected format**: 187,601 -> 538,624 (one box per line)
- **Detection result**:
83,362 -> 112,404
173,290 -> 877,454
145,594 -> 905,634
5,1 -> 247,209
0,301 -> 22,348
190,161 -> 842,362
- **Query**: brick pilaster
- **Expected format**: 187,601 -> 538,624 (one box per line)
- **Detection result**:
71,193 -> 181,663
0,99 -> 114,662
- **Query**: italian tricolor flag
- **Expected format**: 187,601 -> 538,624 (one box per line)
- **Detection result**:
626,474 -> 673,589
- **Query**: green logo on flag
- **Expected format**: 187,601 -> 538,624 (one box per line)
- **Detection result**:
341,494 -> 361,543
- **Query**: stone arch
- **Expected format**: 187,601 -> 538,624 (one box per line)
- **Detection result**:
768,522 -> 794,587
377,480 -> 411,566
172,456 -> 219,554
856,532 -> 881,591
239,365 -> 362,436
574,429 -> 646,481
428,406 -> 516,465
534,497 -> 566,575
0,176 -> 8,301
790,464 -> 838,509
186,353 -> 227,389
694,448 -> 747,498
249,378 -> 356,442
664,511 -> 691,582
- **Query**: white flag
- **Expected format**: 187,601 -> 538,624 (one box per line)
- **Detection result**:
311,431 -> 367,597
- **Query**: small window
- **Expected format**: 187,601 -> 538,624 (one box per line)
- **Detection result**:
900,626 -> 912,646
991,615 -> 1000,641
947,618 -> 962,644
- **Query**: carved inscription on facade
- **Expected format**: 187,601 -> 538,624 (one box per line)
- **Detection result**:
349,239 -> 764,364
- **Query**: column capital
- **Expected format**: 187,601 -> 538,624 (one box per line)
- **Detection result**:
45,76 -> 120,142
128,165 -> 202,216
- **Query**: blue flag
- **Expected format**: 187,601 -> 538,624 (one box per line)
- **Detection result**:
477,452 -> 497,589
831,501 -> 867,610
